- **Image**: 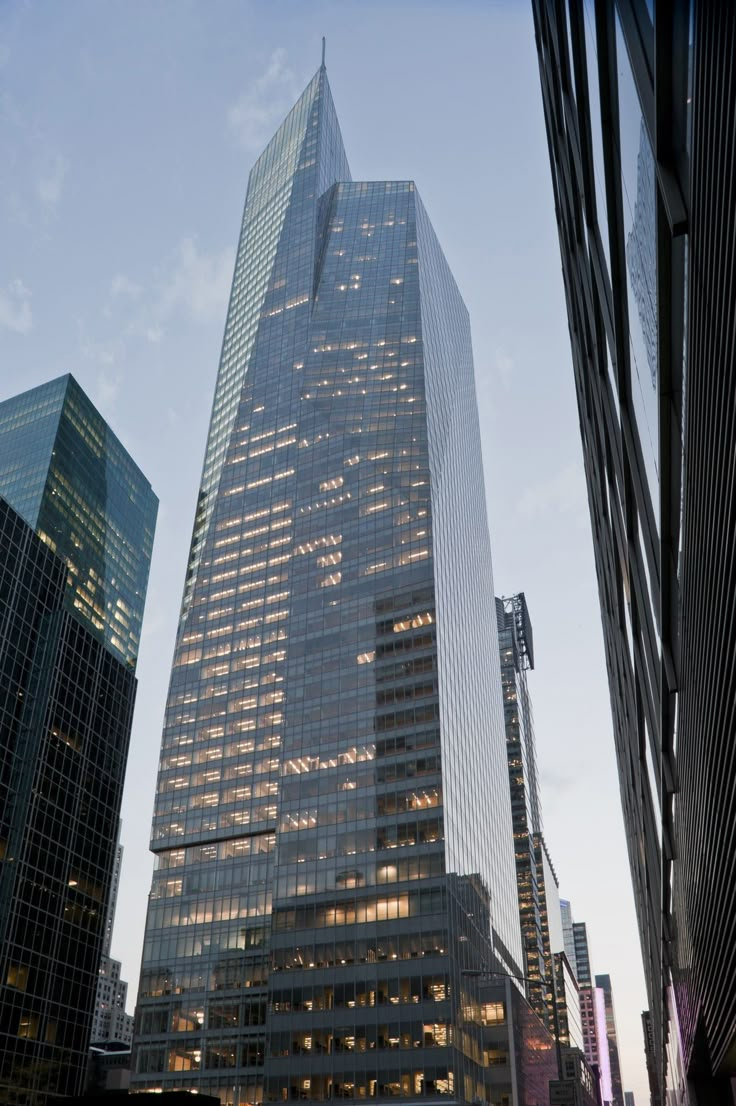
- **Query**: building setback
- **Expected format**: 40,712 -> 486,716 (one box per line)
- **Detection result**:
0,376 -> 157,1103
132,59 -> 522,1105
531,1 -> 736,1101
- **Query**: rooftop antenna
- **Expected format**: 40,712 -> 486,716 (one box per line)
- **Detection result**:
321,36 -> 326,68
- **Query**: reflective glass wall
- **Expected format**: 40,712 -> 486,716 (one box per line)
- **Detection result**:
133,64 -> 521,1106
532,0 -> 736,1100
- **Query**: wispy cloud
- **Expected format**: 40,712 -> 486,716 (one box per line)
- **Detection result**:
227,48 -> 297,152
81,336 -> 116,367
157,236 -> 234,325
0,278 -> 32,334
79,333 -> 121,413
110,273 -> 142,300
494,350 -> 515,389
93,369 -> 122,410
37,152 -> 69,209
516,463 -> 587,523
77,236 -> 232,389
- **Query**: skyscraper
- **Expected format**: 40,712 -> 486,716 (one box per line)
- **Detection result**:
560,900 -> 576,979
532,1 -> 736,1101
132,59 -> 521,1105
0,375 -> 157,1103
571,925 -> 611,1105
495,595 -> 547,1023
562,910 -> 620,1106
572,923 -> 592,988
91,837 -> 134,1048
596,975 -> 624,1106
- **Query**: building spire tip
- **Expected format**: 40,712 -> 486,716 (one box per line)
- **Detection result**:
321,36 -> 326,69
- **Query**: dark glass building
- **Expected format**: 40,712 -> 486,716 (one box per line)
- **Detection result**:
132,60 -> 522,1106
495,595 -> 563,1041
0,376 -> 157,1102
532,1 -> 736,1102
0,375 -> 156,668
495,596 -> 546,1027
572,923 -> 592,989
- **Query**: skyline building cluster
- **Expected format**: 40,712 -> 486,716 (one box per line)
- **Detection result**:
6,10 -> 732,1104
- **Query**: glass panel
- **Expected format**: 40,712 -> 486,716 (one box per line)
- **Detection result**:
687,3 -> 695,156
564,1 -> 577,100
643,719 -> 661,837
605,334 -> 620,423
616,15 -> 660,531
637,517 -> 660,656
583,0 -> 612,275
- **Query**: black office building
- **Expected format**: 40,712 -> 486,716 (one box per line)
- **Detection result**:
532,1 -> 736,1102
0,376 -> 157,1102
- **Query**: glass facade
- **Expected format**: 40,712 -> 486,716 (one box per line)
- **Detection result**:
560,900 -> 576,977
495,596 -> 549,1032
479,978 -> 556,1106
0,375 -> 158,668
572,923 -> 592,987
133,64 -> 521,1105
0,378 -> 156,1104
531,0 -> 708,1097
553,955 -> 583,1054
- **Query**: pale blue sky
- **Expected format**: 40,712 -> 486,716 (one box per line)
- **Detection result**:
1,1 -> 647,1100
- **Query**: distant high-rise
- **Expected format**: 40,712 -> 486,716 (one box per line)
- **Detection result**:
0,376 -> 157,1103
495,595 -> 548,1022
560,910 -> 622,1105
596,974 -> 624,1106
90,956 -> 134,1049
578,986 -> 613,1104
560,899 -> 576,978
572,922 -> 592,987
91,836 -> 134,1048
132,59 -> 521,1105
532,1 -> 736,1100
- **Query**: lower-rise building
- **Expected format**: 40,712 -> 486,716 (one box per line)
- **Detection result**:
90,834 -> 134,1047
90,956 -> 134,1047
478,976 -> 557,1106
549,1047 -> 600,1106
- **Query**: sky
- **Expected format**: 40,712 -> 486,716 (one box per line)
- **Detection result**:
1,1 -> 648,1101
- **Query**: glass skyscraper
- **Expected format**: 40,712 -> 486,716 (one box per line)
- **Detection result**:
132,61 -> 521,1105
495,596 -> 547,1022
533,1 -> 736,1100
0,374 -> 156,668
0,376 -> 157,1103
